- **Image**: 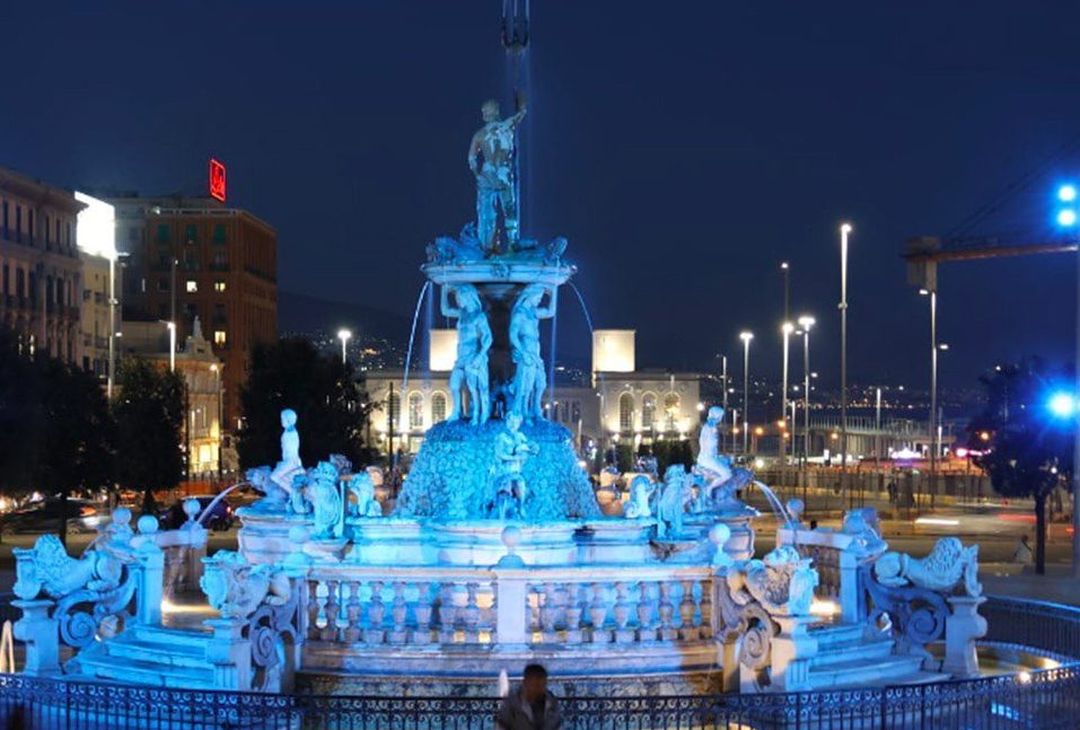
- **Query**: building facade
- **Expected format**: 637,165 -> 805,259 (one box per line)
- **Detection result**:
78,251 -> 118,379
0,166 -> 84,362
108,194 -> 277,432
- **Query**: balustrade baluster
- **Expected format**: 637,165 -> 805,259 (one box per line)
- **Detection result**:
437,583 -> 455,644
413,582 -> 433,645
589,583 -> 610,644
613,582 -> 634,643
464,582 -> 481,642
540,583 -> 559,644
636,581 -> 656,642
321,580 -> 340,642
696,579 -> 712,638
365,581 -> 386,644
389,582 -> 408,644
679,580 -> 697,640
343,581 -> 362,643
307,581 -> 322,641
658,582 -> 677,641
564,583 -> 584,645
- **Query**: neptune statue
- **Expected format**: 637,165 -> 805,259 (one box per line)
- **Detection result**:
509,283 -> 556,421
468,96 -> 527,253
442,284 -> 493,425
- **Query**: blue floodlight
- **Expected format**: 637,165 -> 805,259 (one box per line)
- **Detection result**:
1059,184 -> 1078,203
1048,391 -> 1077,418
1057,209 -> 1078,228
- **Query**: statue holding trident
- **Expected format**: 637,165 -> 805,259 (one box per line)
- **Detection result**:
468,94 -> 526,253
442,283 -> 493,425
509,283 -> 556,422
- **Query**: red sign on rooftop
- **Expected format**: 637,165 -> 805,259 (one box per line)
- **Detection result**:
209,158 -> 227,202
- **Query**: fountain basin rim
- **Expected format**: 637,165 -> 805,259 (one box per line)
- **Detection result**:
422,261 -> 576,286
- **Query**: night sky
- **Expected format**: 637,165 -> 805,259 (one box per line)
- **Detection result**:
3,1 -> 1079,390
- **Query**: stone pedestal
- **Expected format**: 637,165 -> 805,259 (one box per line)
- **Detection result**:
769,615 -> 818,692
492,567 -> 528,649
716,511 -> 757,561
943,596 -> 987,678
204,617 -> 252,691
12,599 -> 60,676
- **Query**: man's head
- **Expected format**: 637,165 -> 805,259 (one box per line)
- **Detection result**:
708,406 -> 725,424
280,408 -> 297,429
481,99 -> 501,123
521,663 -> 548,701
505,412 -> 523,432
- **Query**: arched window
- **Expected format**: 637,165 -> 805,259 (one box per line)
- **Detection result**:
431,391 -> 447,423
619,392 -> 635,433
664,392 -> 680,432
408,392 -> 424,430
641,392 -> 657,430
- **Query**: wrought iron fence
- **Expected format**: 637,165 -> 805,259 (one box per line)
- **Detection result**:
1,595 -> 1079,729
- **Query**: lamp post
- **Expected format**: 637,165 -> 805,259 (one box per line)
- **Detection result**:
338,328 -> 352,365
797,316 -> 815,469
919,287 -> 941,509
730,408 -> 739,453
839,222 -> 852,507
1055,182 -> 1080,577
781,321 -> 794,463
875,386 -> 882,474
740,331 -> 754,455
210,363 -> 223,479
166,321 -> 176,373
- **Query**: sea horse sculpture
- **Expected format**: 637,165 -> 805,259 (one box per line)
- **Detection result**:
873,537 -> 982,597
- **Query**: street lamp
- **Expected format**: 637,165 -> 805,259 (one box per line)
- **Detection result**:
797,315 -> 815,467
839,222 -> 852,506
780,261 -> 791,323
919,287 -> 940,508
210,363 -> 224,478
164,321 -> 176,372
781,321 -> 794,463
338,328 -> 352,365
740,331 -> 754,455
1054,183 -> 1080,577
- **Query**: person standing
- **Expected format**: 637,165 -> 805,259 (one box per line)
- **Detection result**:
496,664 -> 562,729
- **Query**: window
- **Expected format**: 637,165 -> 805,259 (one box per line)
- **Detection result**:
212,224 -> 227,244
66,222 -> 71,246
213,303 -> 226,322
214,280 -> 226,292
129,227 -> 141,243
185,224 -> 198,243
156,224 -> 170,243
212,251 -> 228,270
642,393 -> 657,430
55,219 -> 60,244
158,278 -> 169,292
408,392 -> 424,430
44,214 -> 49,244
16,269 -> 25,298
213,330 -> 227,346
619,392 -> 635,432
2,264 -> 7,295
28,210 -> 34,242
2,201 -> 7,237
431,392 -> 447,423
664,393 -> 681,432
183,250 -> 198,271
186,280 -> 198,293
15,206 -> 21,242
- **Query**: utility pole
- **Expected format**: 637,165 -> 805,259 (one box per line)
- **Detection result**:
839,223 -> 852,508
388,380 -> 396,470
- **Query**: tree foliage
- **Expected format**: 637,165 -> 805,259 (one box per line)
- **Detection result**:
112,356 -> 186,508
968,358 -> 1075,574
237,338 -> 371,470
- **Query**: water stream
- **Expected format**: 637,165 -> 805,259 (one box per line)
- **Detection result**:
401,281 -> 433,402
752,480 -> 795,531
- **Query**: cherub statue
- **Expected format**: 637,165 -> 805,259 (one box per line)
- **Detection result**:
509,284 -> 556,421
303,461 -> 344,539
488,413 -> 538,520
346,471 -> 383,518
200,551 -> 290,619
624,475 -> 656,519
655,465 -> 694,539
443,284 -> 492,426
269,409 -> 307,513
468,95 -> 527,253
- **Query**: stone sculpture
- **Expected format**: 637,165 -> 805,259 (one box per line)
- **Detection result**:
270,409 -> 307,513
347,471 -> 383,518
302,461 -> 344,539
726,546 -> 819,618
443,284 -> 493,426
655,465 -> 694,539
841,507 -> 888,558
624,475 -> 656,519
488,413 -> 538,520
509,283 -> 556,421
13,534 -> 128,601
201,551 -> 291,620
873,537 -> 982,597
468,96 -> 527,252
694,406 -> 754,509
246,465 -> 289,511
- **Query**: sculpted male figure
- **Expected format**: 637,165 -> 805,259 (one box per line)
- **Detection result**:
468,96 -> 527,252
442,284 -> 493,425
509,283 -> 556,421
695,405 -> 753,508
270,408 -> 307,513
489,413 -> 538,520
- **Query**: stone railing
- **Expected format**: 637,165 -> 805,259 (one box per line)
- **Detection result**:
149,499 -> 209,595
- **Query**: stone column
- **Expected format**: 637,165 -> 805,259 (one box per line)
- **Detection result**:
837,549 -> 860,623
134,515 -> 165,626
493,526 -> 528,650
12,599 -> 60,676
204,617 -> 252,690
769,615 -> 818,692
943,596 -> 987,677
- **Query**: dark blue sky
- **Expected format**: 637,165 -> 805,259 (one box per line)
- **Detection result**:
2,1 -> 1079,389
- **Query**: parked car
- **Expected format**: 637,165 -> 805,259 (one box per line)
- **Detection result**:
0,498 -> 104,534
159,495 -> 234,531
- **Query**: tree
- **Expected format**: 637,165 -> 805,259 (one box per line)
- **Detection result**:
968,358 -> 1075,575
237,338 -> 370,470
0,328 -> 44,495
113,356 -> 186,513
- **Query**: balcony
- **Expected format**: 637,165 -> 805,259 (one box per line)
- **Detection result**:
209,263 -> 230,272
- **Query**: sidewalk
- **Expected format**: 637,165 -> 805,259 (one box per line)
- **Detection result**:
982,564 -> 1080,606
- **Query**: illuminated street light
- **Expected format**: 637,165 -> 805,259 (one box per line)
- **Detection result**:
839,222 -> 852,503
1049,391 -> 1077,419
781,321 -> 795,464
797,315 -> 815,467
338,328 -> 353,365
1058,209 -> 1077,227
1059,184 -> 1077,203
740,331 -> 754,454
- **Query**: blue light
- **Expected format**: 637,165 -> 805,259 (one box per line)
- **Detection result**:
1059,184 -> 1078,203
1057,209 -> 1077,227
1048,391 -> 1076,418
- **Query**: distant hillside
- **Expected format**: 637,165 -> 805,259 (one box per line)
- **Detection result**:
278,290 -> 410,341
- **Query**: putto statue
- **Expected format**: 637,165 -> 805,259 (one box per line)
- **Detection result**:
509,283 -> 556,421
694,406 -> 753,509
443,284 -> 493,425
725,545 -> 820,617
624,475 -> 656,519
655,465 -> 694,539
347,471 -> 383,518
488,413 -> 538,520
302,462 -> 344,539
468,95 -> 527,253
270,409 -> 307,513
200,551 -> 291,620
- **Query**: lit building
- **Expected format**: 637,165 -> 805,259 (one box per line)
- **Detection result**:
106,194 -> 277,433
75,192 -> 120,384
120,317 -> 225,479
0,166 -> 84,362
